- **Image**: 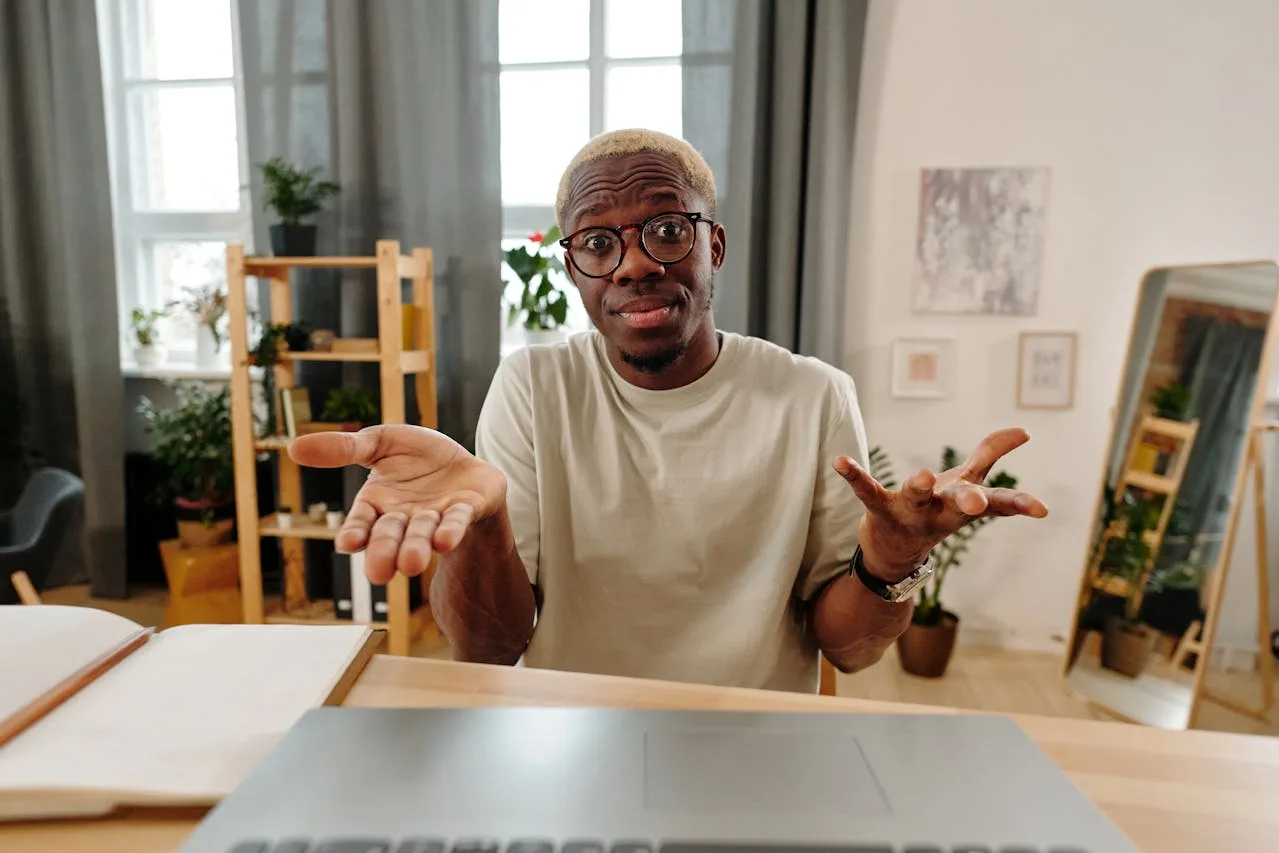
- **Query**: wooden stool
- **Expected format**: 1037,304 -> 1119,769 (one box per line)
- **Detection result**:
158,539 -> 242,627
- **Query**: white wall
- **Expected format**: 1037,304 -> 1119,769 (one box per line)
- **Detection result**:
843,0 -> 1279,649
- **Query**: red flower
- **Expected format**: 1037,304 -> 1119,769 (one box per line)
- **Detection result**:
529,231 -> 545,243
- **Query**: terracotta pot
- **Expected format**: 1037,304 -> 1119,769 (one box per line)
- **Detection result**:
1101,617 -> 1156,678
896,610 -> 959,678
174,497 -> 235,549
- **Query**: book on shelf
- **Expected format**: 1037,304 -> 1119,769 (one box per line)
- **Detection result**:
0,604 -> 378,821
279,386 -> 312,438
332,551 -> 422,623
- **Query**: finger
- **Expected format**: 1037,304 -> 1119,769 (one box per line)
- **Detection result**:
364,512 -> 407,584
334,500 -> 376,554
939,482 -> 989,517
432,502 -> 476,553
288,425 -> 384,469
982,488 -> 1050,518
961,427 -> 1030,481
397,510 -> 441,577
833,456 -> 891,512
902,468 -> 937,511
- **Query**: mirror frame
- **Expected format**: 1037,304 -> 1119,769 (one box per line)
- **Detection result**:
1061,259 -> 1279,729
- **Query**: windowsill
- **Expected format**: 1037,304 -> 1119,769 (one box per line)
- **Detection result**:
121,360 -> 262,381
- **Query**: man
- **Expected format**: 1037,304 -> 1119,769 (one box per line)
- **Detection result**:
291,129 -> 1047,692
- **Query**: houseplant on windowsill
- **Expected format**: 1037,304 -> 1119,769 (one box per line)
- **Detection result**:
138,381 -> 236,549
177,282 -> 228,368
259,157 -> 340,257
870,445 -> 1018,678
504,226 -> 571,347
129,306 -> 169,368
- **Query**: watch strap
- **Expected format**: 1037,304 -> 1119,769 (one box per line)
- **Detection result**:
850,545 -> 931,602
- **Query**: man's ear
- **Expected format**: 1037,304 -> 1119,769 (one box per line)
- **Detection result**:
710,222 -> 727,269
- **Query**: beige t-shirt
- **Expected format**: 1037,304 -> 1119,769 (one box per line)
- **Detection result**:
474,330 -> 869,693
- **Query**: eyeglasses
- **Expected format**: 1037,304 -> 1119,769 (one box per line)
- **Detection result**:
559,211 -> 714,279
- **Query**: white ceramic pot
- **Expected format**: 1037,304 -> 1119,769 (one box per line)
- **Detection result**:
326,511 -> 344,529
519,327 -> 566,348
133,344 -> 165,367
195,325 -> 220,367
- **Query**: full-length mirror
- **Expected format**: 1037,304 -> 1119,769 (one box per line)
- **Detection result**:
1064,262 -> 1279,730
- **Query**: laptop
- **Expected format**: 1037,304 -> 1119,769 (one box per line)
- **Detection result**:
178,707 -> 1139,853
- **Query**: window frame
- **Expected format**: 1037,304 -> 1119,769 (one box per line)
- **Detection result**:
97,0 -> 253,366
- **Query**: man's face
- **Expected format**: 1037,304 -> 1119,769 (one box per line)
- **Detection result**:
562,151 -> 726,373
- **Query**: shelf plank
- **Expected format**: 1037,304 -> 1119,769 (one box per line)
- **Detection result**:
264,598 -> 435,635
254,435 -> 291,451
286,350 -> 383,363
1125,470 -> 1177,494
1139,416 -> 1198,442
245,257 -> 380,273
259,514 -> 339,540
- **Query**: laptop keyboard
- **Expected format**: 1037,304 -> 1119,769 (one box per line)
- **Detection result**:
227,841 -> 1090,853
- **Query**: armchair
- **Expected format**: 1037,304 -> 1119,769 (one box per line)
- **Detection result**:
0,467 -> 85,605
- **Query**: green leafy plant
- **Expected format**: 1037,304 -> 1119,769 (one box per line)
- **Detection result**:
504,227 -> 570,331
321,388 -> 378,424
129,306 -> 168,347
176,283 -> 228,347
248,322 -> 309,436
138,381 -> 234,515
1151,381 -> 1193,421
259,157 -> 340,225
1094,490 -> 1162,622
869,445 -> 1017,627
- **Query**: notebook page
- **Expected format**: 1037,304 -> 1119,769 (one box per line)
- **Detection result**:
0,605 -> 144,724
0,623 -> 371,805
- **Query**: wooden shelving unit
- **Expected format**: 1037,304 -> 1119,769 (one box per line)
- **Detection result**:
225,240 -> 439,655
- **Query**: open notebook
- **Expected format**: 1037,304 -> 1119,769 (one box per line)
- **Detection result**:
0,605 -> 378,821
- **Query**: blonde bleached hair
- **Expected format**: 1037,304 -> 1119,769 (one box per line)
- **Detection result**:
555,128 -> 718,232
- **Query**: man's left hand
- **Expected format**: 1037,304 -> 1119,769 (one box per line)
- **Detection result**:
833,428 -> 1048,583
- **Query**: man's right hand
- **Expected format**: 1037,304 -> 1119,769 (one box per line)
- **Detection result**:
288,425 -> 507,583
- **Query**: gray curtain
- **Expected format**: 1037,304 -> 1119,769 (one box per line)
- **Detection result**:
685,0 -> 868,365
237,0 -> 503,448
0,0 -> 127,596
1156,317 -> 1267,570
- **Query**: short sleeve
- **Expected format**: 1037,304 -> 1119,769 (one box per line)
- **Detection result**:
794,371 -> 869,601
474,350 -> 540,585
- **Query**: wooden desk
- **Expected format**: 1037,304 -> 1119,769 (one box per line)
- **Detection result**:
5,656 -> 1279,852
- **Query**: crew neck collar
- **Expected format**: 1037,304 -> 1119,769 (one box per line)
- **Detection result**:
594,330 -> 740,408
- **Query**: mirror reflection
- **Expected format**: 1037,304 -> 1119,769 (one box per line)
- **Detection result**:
1065,262 -> 1279,730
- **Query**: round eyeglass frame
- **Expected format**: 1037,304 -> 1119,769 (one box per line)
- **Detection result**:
558,211 -> 715,279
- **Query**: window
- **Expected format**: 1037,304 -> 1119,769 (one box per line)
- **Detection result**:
97,0 -> 251,365
498,0 -> 687,335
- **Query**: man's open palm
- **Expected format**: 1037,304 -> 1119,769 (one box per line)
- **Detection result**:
288,425 -> 506,583
833,427 -> 1048,577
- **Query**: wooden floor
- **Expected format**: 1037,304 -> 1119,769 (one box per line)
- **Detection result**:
40,583 -> 1278,737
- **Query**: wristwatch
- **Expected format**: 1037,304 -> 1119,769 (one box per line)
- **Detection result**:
850,545 -> 934,603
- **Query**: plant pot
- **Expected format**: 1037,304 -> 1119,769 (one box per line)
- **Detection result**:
326,510 -> 344,529
269,223 -> 318,257
174,497 -> 235,548
133,344 -> 165,368
896,610 -> 959,678
195,325 -> 220,367
1101,617 -> 1157,678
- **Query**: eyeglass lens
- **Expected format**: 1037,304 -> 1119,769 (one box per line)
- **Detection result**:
568,213 -> 697,277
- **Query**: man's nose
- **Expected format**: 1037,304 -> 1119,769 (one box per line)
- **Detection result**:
611,231 -> 665,285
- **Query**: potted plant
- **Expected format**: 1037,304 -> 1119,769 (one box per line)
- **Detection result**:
504,226 -> 571,346
138,381 -> 235,549
177,282 -> 228,367
248,322 -> 310,435
1151,382 -> 1193,421
319,388 -> 378,431
129,306 -> 169,367
258,157 -> 340,257
1093,492 -> 1162,677
871,445 -> 1018,678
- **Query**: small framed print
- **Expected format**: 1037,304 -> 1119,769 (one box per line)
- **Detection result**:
1017,331 -> 1077,409
891,338 -> 955,399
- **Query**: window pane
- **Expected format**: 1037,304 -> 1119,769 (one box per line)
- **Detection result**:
499,0 -> 589,64
605,64 -> 683,138
136,0 -> 234,80
605,0 -> 683,58
501,69 -> 590,207
145,240 -> 229,347
134,86 -> 241,211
